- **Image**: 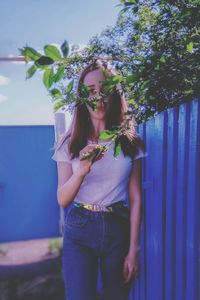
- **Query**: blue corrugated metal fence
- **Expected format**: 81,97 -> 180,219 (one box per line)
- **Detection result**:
0,98 -> 199,300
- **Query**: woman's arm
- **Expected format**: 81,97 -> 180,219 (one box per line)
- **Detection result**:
128,158 -> 143,255
123,158 -> 143,283
56,143 -> 105,208
56,161 -> 88,208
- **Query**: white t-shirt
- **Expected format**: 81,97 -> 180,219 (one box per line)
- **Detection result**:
51,138 -> 148,206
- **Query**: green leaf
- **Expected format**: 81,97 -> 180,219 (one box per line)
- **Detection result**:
43,68 -> 54,89
183,89 -> 193,95
35,56 -> 54,65
140,80 -> 150,90
98,130 -> 117,141
50,88 -> 62,98
155,63 -> 160,71
102,75 -> 122,93
123,0 -> 137,6
61,40 -> 69,57
114,140 -> 122,157
19,46 -> 41,61
187,42 -> 193,53
53,100 -> 66,112
79,83 -> 90,97
128,98 -> 135,105
160,56 -> 166,63
125,74 -> 138,84
54,66 -> 65,83
66,80 -> 74,94
44,45 -> 62,60
132,5 -> 139,13
26,64 -> 37,79
107,75 -> 122,84
119,7 -> 129,16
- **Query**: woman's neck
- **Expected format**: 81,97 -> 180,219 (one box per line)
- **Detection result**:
89,119 -> 105,141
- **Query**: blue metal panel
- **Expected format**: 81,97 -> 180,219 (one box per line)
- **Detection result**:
150,112 -> 165,300
175,103 -> 189,300
0,125 -> 60,242
130,123 -> 147,300
143,116 -> 155,300
139,121 -> 148,300
165,106 -> 178,300
185,99 -> 200,300
138,122 -> 147,300
131,97 -> 199,300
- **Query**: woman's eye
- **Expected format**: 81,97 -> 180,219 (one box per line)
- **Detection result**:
89,90 -> 98,97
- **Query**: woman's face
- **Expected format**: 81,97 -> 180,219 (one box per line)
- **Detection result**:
83,68 -> 108,121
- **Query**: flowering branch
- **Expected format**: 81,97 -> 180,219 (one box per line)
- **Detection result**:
19,41 -> 136,159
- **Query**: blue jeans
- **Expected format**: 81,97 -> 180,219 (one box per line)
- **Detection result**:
62,202 -> 132,300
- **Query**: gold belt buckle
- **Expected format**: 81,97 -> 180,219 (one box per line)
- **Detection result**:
84,204 -> 93,211
83,203 -> 112,212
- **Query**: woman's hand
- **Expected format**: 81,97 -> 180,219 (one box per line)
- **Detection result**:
77,144 -> 106,177
123,250 -> 140,284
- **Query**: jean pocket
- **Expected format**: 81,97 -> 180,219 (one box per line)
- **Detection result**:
112,206 -> 130,221
65,207 -> 89,228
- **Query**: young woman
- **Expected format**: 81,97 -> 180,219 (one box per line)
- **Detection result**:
52,60 -> 147,300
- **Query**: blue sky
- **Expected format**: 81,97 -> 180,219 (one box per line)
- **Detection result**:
0,0 -> 120,125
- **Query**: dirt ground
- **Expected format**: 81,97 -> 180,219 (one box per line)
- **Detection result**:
0,238 -> 59,266
0,238 -> 65,300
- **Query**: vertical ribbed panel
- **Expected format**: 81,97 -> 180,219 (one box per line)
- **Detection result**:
185,99 -> 200,300
130,98 -> 200,300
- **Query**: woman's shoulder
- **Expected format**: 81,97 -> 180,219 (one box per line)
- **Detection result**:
57,133 -> 71,148
51,133 -> 71,163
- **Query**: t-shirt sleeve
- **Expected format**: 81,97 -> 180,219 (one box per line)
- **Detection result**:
133,148 -> 148,160
51,140 -> 71,163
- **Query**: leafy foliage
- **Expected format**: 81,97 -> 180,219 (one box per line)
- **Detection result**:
80,145 -> 109,162
87,0 -> 200,122
19,0 -> 200,159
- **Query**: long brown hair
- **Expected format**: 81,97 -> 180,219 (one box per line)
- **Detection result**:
53,60 -> 145,160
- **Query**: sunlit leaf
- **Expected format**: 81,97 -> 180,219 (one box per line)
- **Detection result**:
26,64 -> 37,79
160,56 -> 166,63
128,98 -> 135,105
19,46 -> 41,61
114,140 -> 122,157
53,100 -> 66,112
108,75 -> 122,84
66,80 -> 74,94
183,89 -> 193,95
43,68 -> 54,89
50,88 -> 62,98
44,45 -> 62,60
98,130 -> 117,141
54,66 -> 65,82
187,42 -> 193,53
